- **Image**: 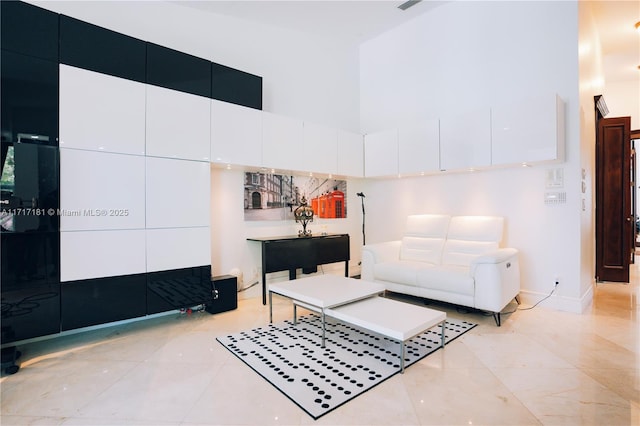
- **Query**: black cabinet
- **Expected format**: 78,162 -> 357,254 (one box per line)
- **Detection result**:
248,234 -> 350,304
146,43 -> 212,98
205,275 -> 238,315
146,266 -> 213,314
1,50 -> 59,146
61,274 -> 147,331
59,15 -> 146,83
1,1 -> 59,62
212,62 -> 263,110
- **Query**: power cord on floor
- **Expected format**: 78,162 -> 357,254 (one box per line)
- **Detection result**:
499,283 -> 558,315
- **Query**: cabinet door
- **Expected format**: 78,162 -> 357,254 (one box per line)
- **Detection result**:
60,149 -> 145,231
211,99 -> 262,167
145,157 -> 210,229
146,85 -> 211,162
60,229 -> 146,282
303,121 -> 338,174
440,108 -> 491,171
337,130 -> 363,177
262,111 -> 304,171
364,128 -> 398,177
59,65 -> 146,155
146,227 -> 211,272
491,94 -> 565,166
399,119 -> 440,175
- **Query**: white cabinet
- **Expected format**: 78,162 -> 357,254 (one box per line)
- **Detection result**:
60,230 -> 146,282
398,119 -> 440,175
491,94 -> 565,166
262,111 -> 304,171
210,99 -> 262,167
59,65 -> 146,155
364,129 -> 398,177
146,85 -> 211,162
59,149 -> 145,231
302,121 -> 338,174
146,227 -> 211,272
439,108 -> 491,171
337,130 -> 363,177
145,157 -> 210,229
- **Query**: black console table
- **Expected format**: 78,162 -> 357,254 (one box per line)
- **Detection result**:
247,234 -> 350,305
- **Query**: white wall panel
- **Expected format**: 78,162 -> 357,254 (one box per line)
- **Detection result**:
302,121 -> 338,174
439,108 -> 491,171
146,227 -> 211,272
60,149 -> 145,231
211,99 -> 262,167
146,85 -> 211,162
60,230 -> 146,282
337,130 -> 364,177
146,157 -> 210,229
262,111 -> 304,170
399,119 -> 440,175
364,128 -> 398,177
59,65 -> 146,155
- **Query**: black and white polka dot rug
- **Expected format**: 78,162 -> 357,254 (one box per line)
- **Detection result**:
216,314 -> 476,419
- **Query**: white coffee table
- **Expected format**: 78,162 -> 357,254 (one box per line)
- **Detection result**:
325,296 -> 447,373
268,275 -> 386,346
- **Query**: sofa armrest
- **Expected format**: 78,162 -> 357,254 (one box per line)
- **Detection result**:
471,249 -> 520,313
471,248 -> 518,265
361,241 -> 401,281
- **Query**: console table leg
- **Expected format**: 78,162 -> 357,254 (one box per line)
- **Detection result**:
262,273 -> 267,305
269,291 -> 273,323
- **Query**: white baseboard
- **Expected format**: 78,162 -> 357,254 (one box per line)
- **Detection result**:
517,284 -> 594,314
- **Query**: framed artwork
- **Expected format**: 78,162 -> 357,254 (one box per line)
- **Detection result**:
244,172 -> 347,221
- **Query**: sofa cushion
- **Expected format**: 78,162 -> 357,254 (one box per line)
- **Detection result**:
399,214 -> 450,263
416,265 -> 474,296
442,216 -> 503,267
374,260 -> 429,286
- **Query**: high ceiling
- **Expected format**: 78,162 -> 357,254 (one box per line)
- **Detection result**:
174,0 -> 639,84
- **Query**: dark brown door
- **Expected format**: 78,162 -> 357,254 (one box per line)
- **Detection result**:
596,116 -> 632,282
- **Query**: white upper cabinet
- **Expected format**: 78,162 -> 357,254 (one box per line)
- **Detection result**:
491,94 -> 565,166
145,157 -> 210,229
59,149 -> 146,231
439,108 -> 491,171
398,119 -> 440,175
59,65 -> 146,155
210,99 -> 262,167
337,130 -> 364,177
146,227 -> 211,272
146,85 -> 211,162
262,111 -> 304,171
364,128 -> 398,177
302,121 -> 338,175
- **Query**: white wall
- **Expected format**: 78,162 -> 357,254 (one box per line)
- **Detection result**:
30,0 -> 360,132
604,80 -> 640,129
359,1 -> 588,312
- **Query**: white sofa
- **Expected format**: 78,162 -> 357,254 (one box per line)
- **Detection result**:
361,214 -> 520,326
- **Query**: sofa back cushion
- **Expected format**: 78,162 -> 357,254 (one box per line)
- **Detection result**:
442,216 -> 504,267
400,214 -> 450,264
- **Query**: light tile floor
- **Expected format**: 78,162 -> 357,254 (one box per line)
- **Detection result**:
1,262 -> 638,426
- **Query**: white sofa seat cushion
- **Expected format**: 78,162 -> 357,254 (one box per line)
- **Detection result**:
416,265 -> 474,296
374,260 -> 429,286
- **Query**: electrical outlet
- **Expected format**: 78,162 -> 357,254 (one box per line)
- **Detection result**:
554,275 -> 560,287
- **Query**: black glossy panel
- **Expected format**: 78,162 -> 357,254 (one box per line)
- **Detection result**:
211,63 -> 262,110
147,266 -> 212,314
1,1 -> 59,61
61,274 -> 147,331
146,43 -> 211,98
1,284 -> 60,344
59,15 -> 146,83
205,275 -> 237,314
1,231 -> 61,343
1,50 -> 59,145
1,144 -> 59,232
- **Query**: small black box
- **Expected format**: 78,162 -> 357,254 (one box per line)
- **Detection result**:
205,275 -> 238,314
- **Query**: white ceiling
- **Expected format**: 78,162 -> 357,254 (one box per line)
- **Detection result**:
174,0 -> 639,83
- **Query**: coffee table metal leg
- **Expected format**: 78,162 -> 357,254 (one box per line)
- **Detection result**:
293,303 -> 298,325
269,291 -> 273,323
321,310 -> 326,348
400,341 -> 405,373
440,321 -> 446,348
